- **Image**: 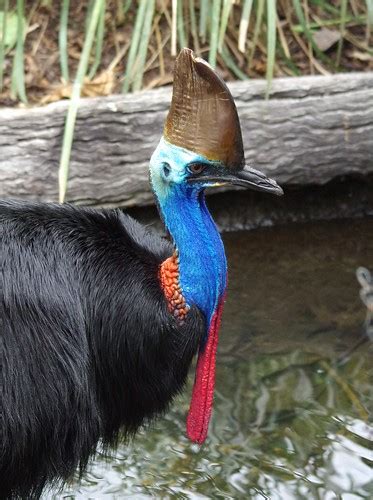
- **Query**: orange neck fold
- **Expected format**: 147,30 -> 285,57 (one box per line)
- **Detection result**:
159,253 -> 189,322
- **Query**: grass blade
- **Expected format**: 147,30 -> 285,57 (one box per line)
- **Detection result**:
171,0 -> 177,56
199,0 -> 209,42
336,0 -> 348,67
0,0 -> 9,91
276,11 -> 290,59
10,0 -> 26,103
292,14 -> 368,33
367,0 -> 373,24
209,0 -> 221,67
266,0 -> 277,97
116,0 -> 131,22
132,0 -> 155,91
189,0 -> 200,54
59,0 -> 105,203
366,0 -> 373,41
221,44 -> 248,79
248,0 -> 264,69
291,0 -> 330,66
177,0 -> 186,50
88,0 -> 106,79
122,0 -> 147,92
218,0 -> 233,52
59,0 -> 70,82
84,0 -> 95,32
238,0 -> 253,53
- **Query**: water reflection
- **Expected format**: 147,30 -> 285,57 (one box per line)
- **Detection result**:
356,267 -> 373,340
56,218 -> 373,499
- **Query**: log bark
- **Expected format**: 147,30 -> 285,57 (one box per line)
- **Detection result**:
0,72 -> 372,207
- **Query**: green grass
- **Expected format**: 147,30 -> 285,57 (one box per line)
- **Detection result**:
265,0 -> 277,98
59,0 -> 70,82
122,0 -> 148,92
58,0 -> 105,203
0,0 -> 9,91
10,0 -> 26,102
209,0 -> 221,67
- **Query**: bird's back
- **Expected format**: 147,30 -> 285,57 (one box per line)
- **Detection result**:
0,200 -> 204,499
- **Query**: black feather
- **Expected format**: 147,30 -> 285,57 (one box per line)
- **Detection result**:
0,200 -> 205,499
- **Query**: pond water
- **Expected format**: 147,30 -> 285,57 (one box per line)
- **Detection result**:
56,217 -> 373,499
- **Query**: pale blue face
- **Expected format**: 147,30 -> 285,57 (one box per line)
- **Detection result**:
149,137 -> 215,202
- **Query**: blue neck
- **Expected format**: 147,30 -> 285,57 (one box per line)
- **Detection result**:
159,184 -> 227,327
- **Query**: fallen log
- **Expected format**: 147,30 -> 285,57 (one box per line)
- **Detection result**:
0,72 -> 372,207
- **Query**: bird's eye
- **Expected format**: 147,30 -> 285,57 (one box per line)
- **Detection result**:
188,163 -> 205,175
163,164 -> 171,177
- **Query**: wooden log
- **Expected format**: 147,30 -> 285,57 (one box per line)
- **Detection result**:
0,72 -> 372,207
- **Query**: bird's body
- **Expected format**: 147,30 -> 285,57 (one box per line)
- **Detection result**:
0,200 -> 205,498
0,49 -> 282,499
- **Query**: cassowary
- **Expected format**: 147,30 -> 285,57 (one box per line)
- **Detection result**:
0,48 -> 282,498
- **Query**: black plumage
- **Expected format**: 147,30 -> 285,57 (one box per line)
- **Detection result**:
0,200 -> 204,499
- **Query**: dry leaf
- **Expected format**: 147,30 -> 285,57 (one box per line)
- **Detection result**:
346,50 -> 373,61
41,70 -> 115,104
313,28 -> 341,52
144,74 -> 173,90
81,70 -> 115,97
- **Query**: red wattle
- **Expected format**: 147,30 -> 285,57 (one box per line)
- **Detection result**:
186,299 -> 225,444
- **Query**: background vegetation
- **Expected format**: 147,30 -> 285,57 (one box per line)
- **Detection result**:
0,0 -> 372,200
0,0 -> 372,106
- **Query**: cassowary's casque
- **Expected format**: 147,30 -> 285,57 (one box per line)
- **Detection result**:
0,48 -> 283,498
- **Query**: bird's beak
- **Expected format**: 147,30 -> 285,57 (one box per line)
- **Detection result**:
188,165 -> 284,196
223,165 -> 284,196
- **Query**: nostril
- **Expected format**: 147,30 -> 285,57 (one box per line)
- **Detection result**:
163,164 -> 171,177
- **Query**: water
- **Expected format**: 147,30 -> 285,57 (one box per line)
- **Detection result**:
56,218 -> 373,499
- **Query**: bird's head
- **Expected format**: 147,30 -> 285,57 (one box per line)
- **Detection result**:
150,48 -> 283,203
